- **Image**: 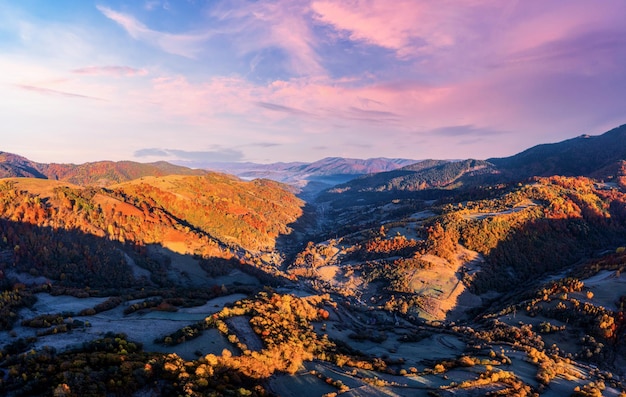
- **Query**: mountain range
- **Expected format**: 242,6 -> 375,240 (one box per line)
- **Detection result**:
0,153 -> 417,196
319,124 -> 626,203
193,157 -> 417,181
0,152 -> 206,186
200,157 -> 419,198
4,124 -> 625,197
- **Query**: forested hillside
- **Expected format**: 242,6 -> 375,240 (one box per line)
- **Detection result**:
325,159 -> 495,195
0,174 -> 303,252
439,176 -> 626,291
114,174 -> 304,251
0,174 -> 303,290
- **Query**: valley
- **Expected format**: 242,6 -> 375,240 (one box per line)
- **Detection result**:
0,126 -> 626,396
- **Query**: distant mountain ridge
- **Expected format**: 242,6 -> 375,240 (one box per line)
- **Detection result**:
488,124 -> 626,179
0,153 -> 417,194
292,157 -> 417,175
0,153 -> 206,186
202,157 -> 417,183
198,157 -> 418,199
0,152 -> 48,179
320,159 -> 496,201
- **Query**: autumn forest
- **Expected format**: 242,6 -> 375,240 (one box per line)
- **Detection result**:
1,126 -> 626,396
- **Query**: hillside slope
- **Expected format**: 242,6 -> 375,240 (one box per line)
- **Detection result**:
0,152 -> 47,179
489,124 -> 626,180
317,159 -> 497,207
113,174 -> 304,252
0,173 -> 304,289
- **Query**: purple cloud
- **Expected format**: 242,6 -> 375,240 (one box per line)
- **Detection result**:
255,101 -> 311,116
15,84 -> 104,100
72,66 -> 148,77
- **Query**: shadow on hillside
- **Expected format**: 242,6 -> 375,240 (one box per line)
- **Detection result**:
442,209 -> 626,324
468,214 -> 625,296
0,221 -> 303,396
273,203 -> 321,268
0,217 -> 283,294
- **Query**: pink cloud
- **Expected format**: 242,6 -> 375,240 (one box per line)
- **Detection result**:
256,2 -> 323,76
72,66 -> 148,77
310,0 -> 477,58
97,2 -> 322,75
149,75 -> 257,121
61,0 -> 626,160
310,1 -> 626,83
96,6 -> 148,40
495,2 -> 625,55
145,72 -> 454,136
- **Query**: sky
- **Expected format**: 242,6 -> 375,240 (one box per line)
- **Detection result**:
1,0 -> 626,166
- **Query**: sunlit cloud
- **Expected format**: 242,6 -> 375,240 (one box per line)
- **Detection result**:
144,1 -> 165,11
311,0 -> 429,58
429,125 -> 505,138
310,0 -> 492,60
243,142 -> 282,148
498,29 -> 626,75
134,148 -> 169,157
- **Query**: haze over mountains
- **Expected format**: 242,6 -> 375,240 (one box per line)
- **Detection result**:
1,125 -> 626,396
186,157 -> 419,197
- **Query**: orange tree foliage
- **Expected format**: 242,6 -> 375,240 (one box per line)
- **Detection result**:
0,175 -> 304,287
154,292 -> 382,396
0,283 -> 36,330
433,177 -> 626,292
38,160 -> 206,186
0,175 -> 303,255
0,218 -> 135,289
0,182 -> 202,288
365,235 -> 419,256
1,291 -> 350,397
108,175 -> 303,252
